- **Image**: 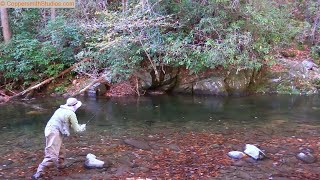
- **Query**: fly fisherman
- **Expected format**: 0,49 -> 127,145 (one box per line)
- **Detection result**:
32,97 -> 86,179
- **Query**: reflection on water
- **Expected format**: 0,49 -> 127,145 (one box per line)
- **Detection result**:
1,94 -> 320,178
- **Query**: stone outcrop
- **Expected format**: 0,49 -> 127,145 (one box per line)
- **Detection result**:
135,66 -> 261,96
105,58 -> 320,96
172,67 -> 260,96
261,59 -> 320,94
193,77 -> 228,96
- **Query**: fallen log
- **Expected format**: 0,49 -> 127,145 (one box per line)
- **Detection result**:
10,59 -> 89,100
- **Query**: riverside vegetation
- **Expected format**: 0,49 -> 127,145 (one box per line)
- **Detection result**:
0,0 -> 319,99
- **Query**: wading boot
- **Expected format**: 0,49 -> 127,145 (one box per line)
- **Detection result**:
31,172 -> 43,180
57,164 -> 66,169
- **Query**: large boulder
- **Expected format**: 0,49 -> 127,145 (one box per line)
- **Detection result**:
157,68 -> 178,91
193,77 -> 228,96
151,66 -> 178,92
173,67 -> 258,96
86,70 -> 112,97
224,69 -> 254,96
173,67 -> 224,95
136,70 -> 153,90
172,82 -> 193,94
136,67 -> 178,93
262,58 -> 320,94
89,83 -> 108,96
135,57 -> 320,95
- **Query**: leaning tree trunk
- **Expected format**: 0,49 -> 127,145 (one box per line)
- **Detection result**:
0,8 -> 12,43
51,8 -> 56,20
310,0 -> 320,44
141,0 -> 147,11
122,0 -> 127,13
10,59 -> 89,100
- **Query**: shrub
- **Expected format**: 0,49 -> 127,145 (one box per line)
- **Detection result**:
0,17 -> 84,89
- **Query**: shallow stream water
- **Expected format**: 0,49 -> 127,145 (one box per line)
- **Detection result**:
0,94 -> 320,179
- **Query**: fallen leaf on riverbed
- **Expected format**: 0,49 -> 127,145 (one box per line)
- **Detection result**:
2,129 -> 320,179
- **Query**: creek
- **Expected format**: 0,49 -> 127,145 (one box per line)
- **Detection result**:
0,95 -> 319,179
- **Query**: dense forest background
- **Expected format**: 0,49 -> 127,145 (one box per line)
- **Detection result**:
0,0 -> 319,95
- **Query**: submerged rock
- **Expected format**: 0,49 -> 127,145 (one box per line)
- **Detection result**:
124,139 -> 151,150
26,110 -> 45,115
168,144 -> 181,152
296,152 -> 316,164
227,151 -> 247,159
0,159 -> 13,167
232,160 -> 248,167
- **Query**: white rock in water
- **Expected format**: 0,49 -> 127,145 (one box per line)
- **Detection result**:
227,151 -> 246,159
85,153 -> 105,169
86,153 -> 97,159
296,152 -> 316,163
244,144 -> 265,160
302,60 -> 318,70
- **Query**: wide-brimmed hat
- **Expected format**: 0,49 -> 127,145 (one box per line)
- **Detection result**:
65,97 -> 82,110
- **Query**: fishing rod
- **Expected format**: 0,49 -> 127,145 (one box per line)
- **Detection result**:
85,107 -> 104,125
85,113 -> 97,125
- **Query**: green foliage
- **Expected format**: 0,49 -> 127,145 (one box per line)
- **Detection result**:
106,42 -> 144,82
76,42 -> 144,82
0,0 -> 315,91
0,17 -> 84,88
0,34 -> 44,84
10,9 -> 42,36
0,34 -> 63,86
74,3 -> 170,82
276,83 -> 300,94
41,17 -> 84,64
311,44 -> 320,60
160,0 -> 299,72
72,0 -> 304,79
312,78 -> 320,89
54,84 -> 66,94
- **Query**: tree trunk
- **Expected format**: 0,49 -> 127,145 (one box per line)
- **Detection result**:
122,0 -> 127,13
51,8 -> 56,20
0,8 -> 12,43
309,0 -> 320,44
311,13 -> 320,45
141,0 -> 147,11
10,59 -> 89,100
99,0 -> 107,10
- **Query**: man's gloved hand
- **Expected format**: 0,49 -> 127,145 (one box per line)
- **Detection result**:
61,128 -> 70,136
64,132 -> 70,136
80,124 -> 86,132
